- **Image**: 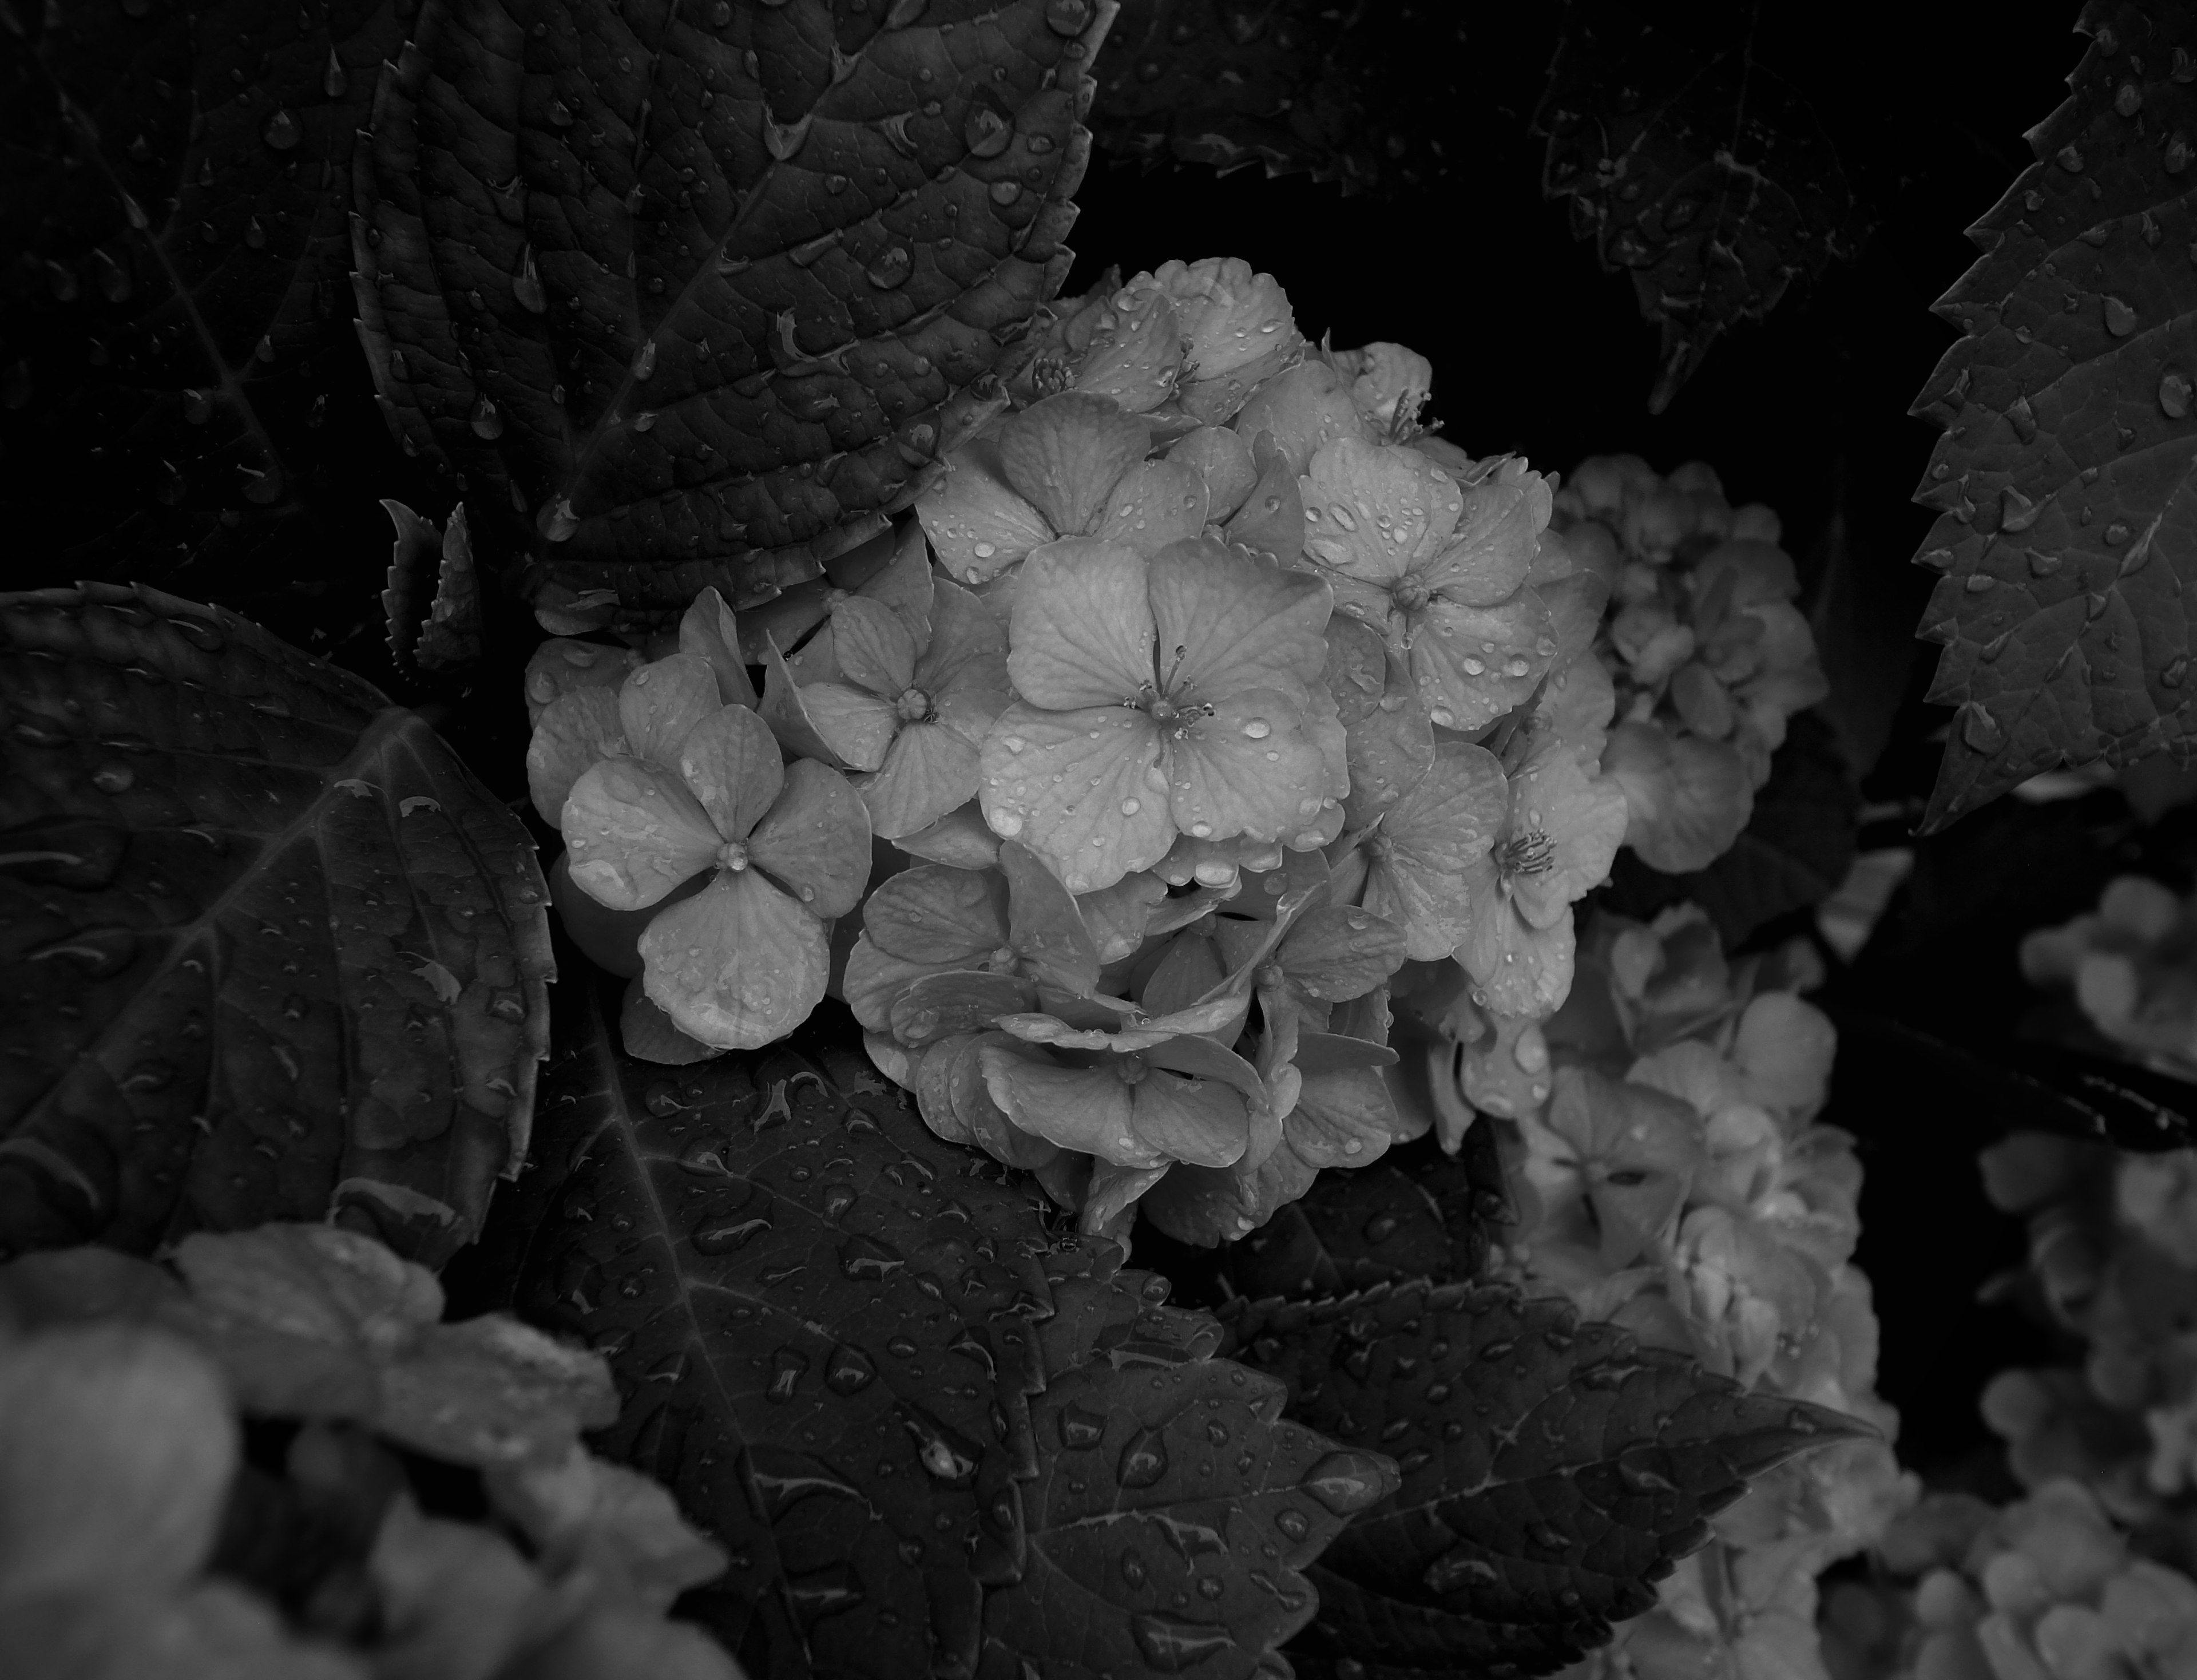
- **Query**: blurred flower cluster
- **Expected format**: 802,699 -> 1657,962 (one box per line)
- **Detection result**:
2021,875 -> 2197,1081
1550,454 -> 1830,873
1423,904 -> 1916,1680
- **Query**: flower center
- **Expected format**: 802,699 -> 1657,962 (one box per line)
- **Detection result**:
717,839 -> 751,872
1138,683 -> 1213,738
1391,578 -> 1430,614
1500,830 -> 1556,877
897,686 -> 932,723
1116,1053 -> 1149,1086
984,944 -> 1020,973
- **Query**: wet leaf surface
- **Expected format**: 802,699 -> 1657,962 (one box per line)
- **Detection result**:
0,583 -> 553,1265
355,0 -> 1118,618
1907,1 -> 2197,827
1226,1280 -> 1871,1678
494,965 -> 1390,1680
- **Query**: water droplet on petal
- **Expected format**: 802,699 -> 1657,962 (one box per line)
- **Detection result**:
1058,1405 -> 1107,1448
261,108 -> 300,150
1242,718 -> 1270,739
1120,797 -> 1141,815
1117,1425 -> 1169,1488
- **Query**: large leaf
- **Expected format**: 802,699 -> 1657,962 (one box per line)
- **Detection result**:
1906,0 -> 2197,827
1533,0 -> 1870,413
0,583 -> 553,1266
354,0 -> 1120,618
490,966 -> 1388,1680
1088,0 -> 1474,195
1224,1281 -> 1871,1679
0,0 -> 410,599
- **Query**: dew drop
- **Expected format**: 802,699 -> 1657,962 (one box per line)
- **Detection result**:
324,49 -> 347,98
1117,1425 -> 1169,1489
2163,372 -> 2192,418
1058,1405 -> 1107,1448
988,809 -> 1024,838
1961,703 -> 2006,755
1242,718 -> 1270,739
826,1344 -> 877,1394
768,1346 -> 810,1403
1300,1451 -> 1390,1514
261,108 -> 300,150
840,1233 -> 906,1281
694,1214 -> 772,1254
1120,797 -> 1141,816
90,764 -> 134,794
1120,1551 -> 1147,1587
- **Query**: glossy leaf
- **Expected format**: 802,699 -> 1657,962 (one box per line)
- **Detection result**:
493,977 -> 1379,1680
1227,1281 -> 1873,1678
355,0 -> 1117,615
0,583 -> 552,1267
1906,1 -> 2197,825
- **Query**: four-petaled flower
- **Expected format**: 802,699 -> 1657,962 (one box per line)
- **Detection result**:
1299,437 -> 1558,734
978,535 -> 1340,893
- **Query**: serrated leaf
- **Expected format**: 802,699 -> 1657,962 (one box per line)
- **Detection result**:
1,0 -> 407,589
0,583 -> 552,1267
490,971 -> 1377,1680
354,0 -> 1119,616
1532,0 -> 1870,413
1226,1281 -> 1872,1678
1906,1 -> 2197,827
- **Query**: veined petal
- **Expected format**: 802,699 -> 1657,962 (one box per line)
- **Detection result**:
1341,681 -> 1434,830
1221,429 -> 1306,566
1232,360 -> 1369,478
860,722 -> 982,841
893,802 -> 1003,870
930,684 -> 1009,748
562,756 -> 723,912
1602,720 -> 1754,874
997,392 -> 1152,537
1321,612 -> 1390,727
844,936 -> 966,1033
830,596 -> 918,698
914,577 -> 1008,695
1131,1069 -> 1250,1168
1408,589 -> 1553,732
978,702 -> 1173,894
618,655 -> 722,768
917,439 -> 1056,586
1460,898 -> 1577,1019
1093,458 -> 1209,549
1151,537 -> 1333,700
1505,751 -> 1629,930
856,518 -> 935,649
759,635 -> 848,767
1006,538 -> 1156,709
891,970 -> 1040,1047
860,864 -> 1007,964
674,703 -> 783,843
640,869 -> 827,1050
1419,471 -> 1551,606
979,1049 -> 1164,1168
1298,435 -> 1464,587
1074,872 -> 1170,965
746,758 -> 873,920
1169,425 -> 1257,522
526,687 -> 628,826
1074,284 -> 1184,413
1000,839 -> 1102,997
794,680 -> 901,774
948,1033 -> 1065,1170
1277,905 -> 1407,1003
677,588 -> 759,710
1382,741 -> 1508,875
1166,688 -> 1333,848
1287,1065 -> 1403,1167
1151,256 -> 1302,381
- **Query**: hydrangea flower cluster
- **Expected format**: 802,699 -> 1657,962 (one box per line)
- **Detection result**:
2021,875 -> 2197,1080
1423,905 -> 1914,1680
1549,454 -> 1829,873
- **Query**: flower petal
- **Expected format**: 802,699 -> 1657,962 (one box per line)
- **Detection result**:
527,687 -> 628,826
843,937 -> 964,1033
676,588 -> 758,710
979,702 -> 1173,894
1409,588 -> 1553,732
1221,429 -> 1306,566
893,802 -> 1004,870
759,635 -> 847,766
1601,720 -> 1754,874
1342,681 -> 1434,831
1277,905 -> 1407,1003
860,863 -> 1008,964
1419,470 -> 1550,606
1288,1065 -> 1403,1165
891,970 -> 1040,1046
1130,1068 -> 1250,1167
1382,740 -> 1508,875
999,839 -> 1101,997
830,595 -> 919,699
639,868 -> 826,1050
1139,932 -> 1228,1017
1073,871 -> 1170,965
673,703 -> 783,843
1093,458 -> 1209,550
525,636 -> 641,728
917,439 -> 1056,586
1151,256 -> 1302,381
1073,283 -> 1184,414
1151,538 -> 1333,700
746,758 -> 873,919
979,1049 -> 1161,1167
618,655 -> 722,768
1005,538 -> 1156,708
562,757 -> 723,912
1505,751 -> 1629,930
949,1033 -> 1064,1169
860,722 -> 982,840
914,577 -> 1008,695
620,974 -> 727,1065
1298,435 -> 1464,583
1459,897 -> 1577,1018
1167,688 -> 1333,847
1231,360 -> 1369,477
1321,613 -> 1389,727
777,670 -> 900,773
1169,426 -> 1257,522
858,518 -> 936,647
997,392 -> 1152,537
